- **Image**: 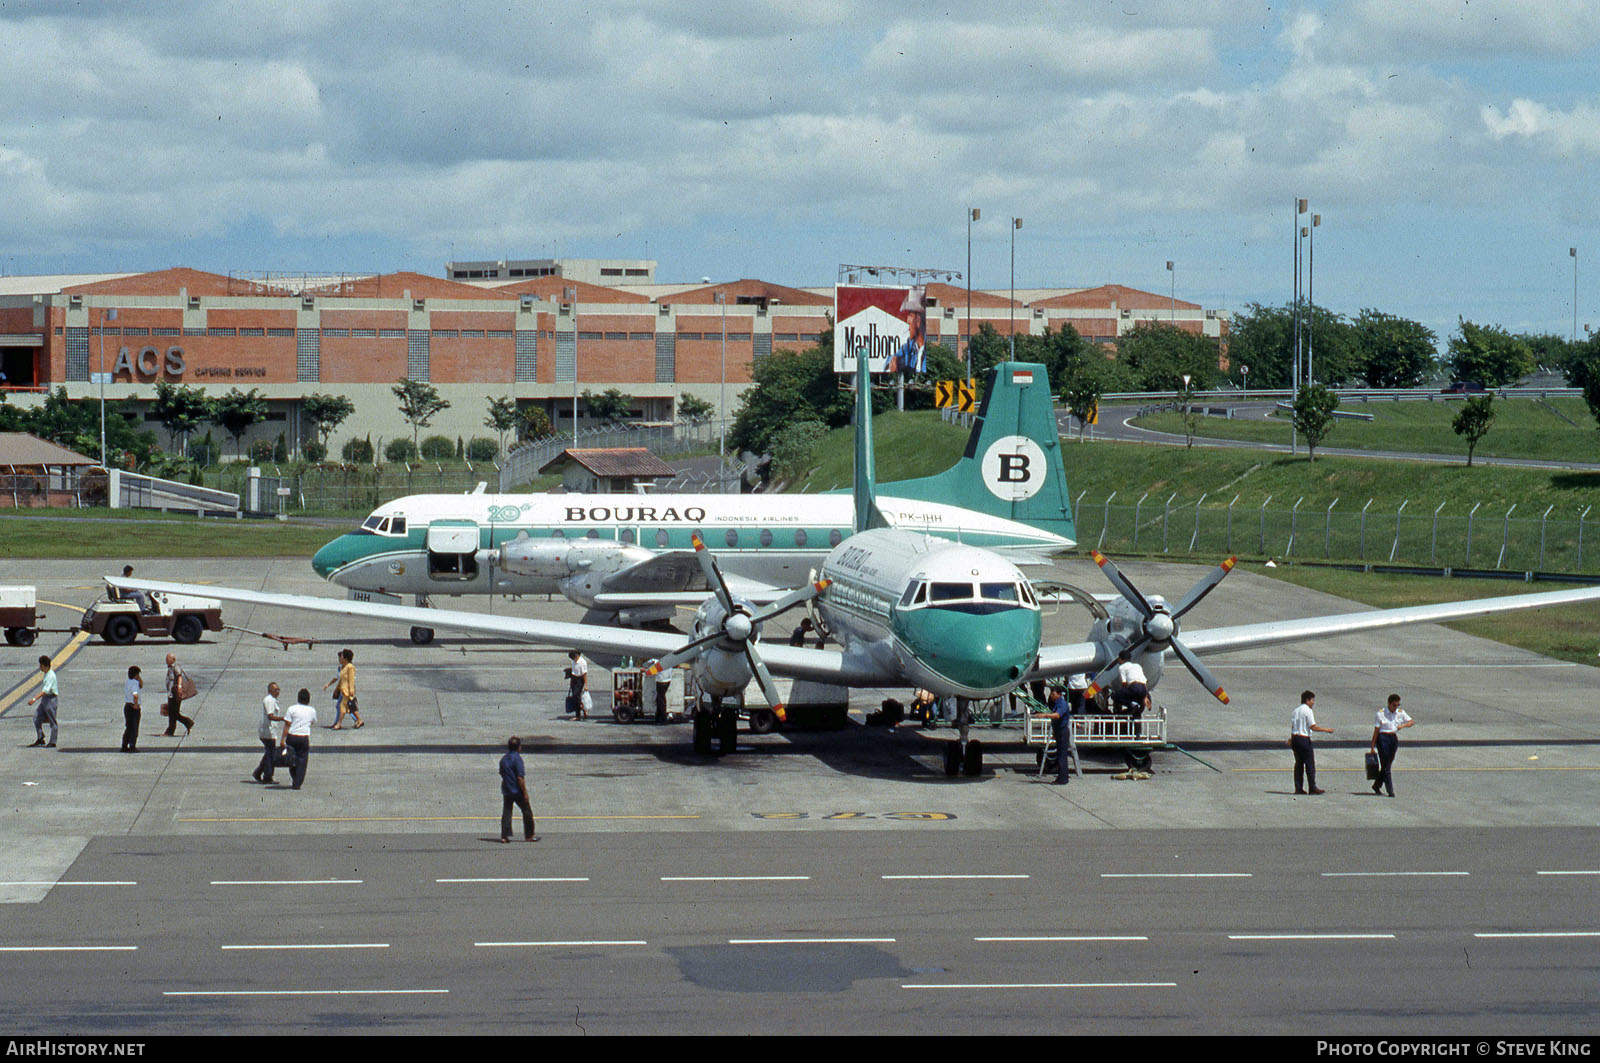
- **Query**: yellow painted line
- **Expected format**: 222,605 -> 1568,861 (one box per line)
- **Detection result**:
176,814 -> 703,824
0,630 -> 90,716
40,600 -> 86,613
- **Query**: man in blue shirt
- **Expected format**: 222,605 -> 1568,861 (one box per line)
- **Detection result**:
1036,683 -> 1081,784
498,737 -> 538,843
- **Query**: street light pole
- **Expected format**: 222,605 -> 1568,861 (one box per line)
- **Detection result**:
1010,217 -> 1021,360
716,290 -> 727,468
1309,213 -> 1320,386
966,207 -> 979,381
565,286 -> 578,443
1573,247 -> 1580,343
1166,260 -> 1175,322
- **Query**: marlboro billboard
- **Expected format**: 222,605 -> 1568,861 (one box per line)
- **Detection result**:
834,285 -> 927,374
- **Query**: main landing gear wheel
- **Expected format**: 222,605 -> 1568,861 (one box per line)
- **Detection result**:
410,626 -> 435,645
717,706 -> 738,754
963,740 -> 984,776
748,709 -> 778,735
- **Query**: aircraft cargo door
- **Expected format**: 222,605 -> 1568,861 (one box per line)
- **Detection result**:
426,520 -> 481,581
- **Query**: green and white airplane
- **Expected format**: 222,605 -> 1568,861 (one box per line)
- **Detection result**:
311,362 -> 1077,642
116,361 -> 1600,763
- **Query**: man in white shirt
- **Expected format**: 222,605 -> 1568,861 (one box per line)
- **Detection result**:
26,655 -> 59,748
1111,658 -> 1150,734
1289,690 -> 1333,795
566,650 -> 589,719
1369,693 -> 1415,797
282,688 -> 318,790
253,682 -> 286,784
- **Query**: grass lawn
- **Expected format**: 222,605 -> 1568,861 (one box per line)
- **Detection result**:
1256,563 -> 1600,667
1133,395 -> 1600,463
1,513 -> 337,558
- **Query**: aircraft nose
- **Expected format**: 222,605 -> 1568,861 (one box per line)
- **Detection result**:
311,537 -> 348,582
897,606 -> 1042,694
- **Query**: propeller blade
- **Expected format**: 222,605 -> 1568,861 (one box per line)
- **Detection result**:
1082,635 -> 1151,702
645,628 -> 726,674
1169,637 -> 1231,704
1090,550 -> 1153,618
750,578 -> 830,626
1169,556 -> 1238,621
691,532 -> 733,612
744,645 -> 787,723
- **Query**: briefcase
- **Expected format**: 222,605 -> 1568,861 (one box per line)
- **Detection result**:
1364,752 -> 1380,780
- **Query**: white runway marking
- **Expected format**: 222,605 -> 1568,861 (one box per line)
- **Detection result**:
904,981 -> 1176,990
0,882 -> 137,887
881,874 -> 1029,881
1228,933 -> 1396,941
163,989 -> 449,997
209,879 -> 363,886
974,935 -> 1149,943
1102,873 -> 1251,879
660,876 -> 811,882
437,877 -> 589,884
0,946 -> 138,953
728,937 -> 896,945
1472,931 -> 1600,939
474,940 -> 648,948
1321,871 -> 1469,877
1535,871 -> 1600,876
221,943 -> 390,951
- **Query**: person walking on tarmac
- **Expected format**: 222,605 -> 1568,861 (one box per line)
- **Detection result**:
1369,693 -> 1414,797
322,649 -> 361,729
566,650 -> 589,719
1289,690 -> 1332,795
498,737 -> 538,843
161,653 -> 195,736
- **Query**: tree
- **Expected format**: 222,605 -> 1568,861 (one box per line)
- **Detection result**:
1114,322 -> 1221,391
1291,383 -> 1339,462
1447,319 -> 1534,388
211,387 -> 268,459
728,342 -> 863,456
150,380 -> 213,457
517,406 -> 554,442
1452,394 -> 1496,467
1561,334 -> 1600,437
1227,303 -> 1295,388
1354,309 -> 1438,388
1058,360 -> 1105,441
484,395 -> 520,457
583,387 -> 634,424
302,393 -> 355,455
677,393 -> 714,423
392,378 -> 451,454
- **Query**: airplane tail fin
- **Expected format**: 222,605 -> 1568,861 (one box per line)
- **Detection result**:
880,361 -> 1076,545
853,366 -> 889,535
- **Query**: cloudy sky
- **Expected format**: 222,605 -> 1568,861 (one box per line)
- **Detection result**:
2,0 -> 1597,344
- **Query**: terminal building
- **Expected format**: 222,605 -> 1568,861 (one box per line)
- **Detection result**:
0,261 -> 1228,459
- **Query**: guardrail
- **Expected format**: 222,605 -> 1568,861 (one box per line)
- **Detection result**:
1095,386 -> 1580,403
109,469 -> 240,516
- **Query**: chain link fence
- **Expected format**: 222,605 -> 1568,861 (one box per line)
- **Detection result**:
1072,492 -> 1600,574
498,420 -> 730,492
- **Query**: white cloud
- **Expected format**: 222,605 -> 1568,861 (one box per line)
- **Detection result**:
1481,98 -> 1600,156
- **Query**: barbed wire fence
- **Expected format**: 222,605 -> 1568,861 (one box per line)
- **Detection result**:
1072,492 -> 1599,574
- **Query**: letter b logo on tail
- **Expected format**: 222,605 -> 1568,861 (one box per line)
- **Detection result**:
982,437 -> 1046,501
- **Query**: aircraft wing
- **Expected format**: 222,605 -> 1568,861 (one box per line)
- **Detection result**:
1027,583 -> 1600,680
1175,584 -> 1600,658
109,578 -> 885,688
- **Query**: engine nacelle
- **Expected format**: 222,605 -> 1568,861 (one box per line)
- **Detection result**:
1088,596 -> 1169,689
492,535 -> 657,605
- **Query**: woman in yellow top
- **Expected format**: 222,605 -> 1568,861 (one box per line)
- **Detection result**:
322,648 -> 362,729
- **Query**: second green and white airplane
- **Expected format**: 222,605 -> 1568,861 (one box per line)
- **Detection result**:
310,363 -> 1076,642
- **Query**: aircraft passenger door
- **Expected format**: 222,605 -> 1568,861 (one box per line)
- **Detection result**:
426,520 -> 481,581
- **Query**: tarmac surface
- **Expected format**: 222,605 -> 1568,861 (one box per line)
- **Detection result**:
3,554 -> 1599,1035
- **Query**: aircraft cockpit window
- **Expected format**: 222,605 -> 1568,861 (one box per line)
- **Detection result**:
376,517 -> 392,534
389,517 -> 407,536
361,515 -> 383,531
914,583 -> 927,605
899,581 -> 922,607
1019,582 -> 1037,607
929,582 -> 974,602
980,582 -> 1019,603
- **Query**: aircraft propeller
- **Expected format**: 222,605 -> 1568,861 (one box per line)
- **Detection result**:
644,533 -> 830,721
1084,550 -> 1237,705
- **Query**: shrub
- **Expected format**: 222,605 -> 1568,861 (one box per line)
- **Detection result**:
385,437 -> 419,462
419,434 -> 454,460
302,439 -> 327,463
466,436 -> 498,462
249,439 -> 276,463
342,435 -> 375,464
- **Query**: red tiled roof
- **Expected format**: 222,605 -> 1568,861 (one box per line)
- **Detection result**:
661,279 -> 832,307
539,447 -> 677,478
1030,284 -> 1199,311
494,277 -> 650,304
0,432 -> 99,467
